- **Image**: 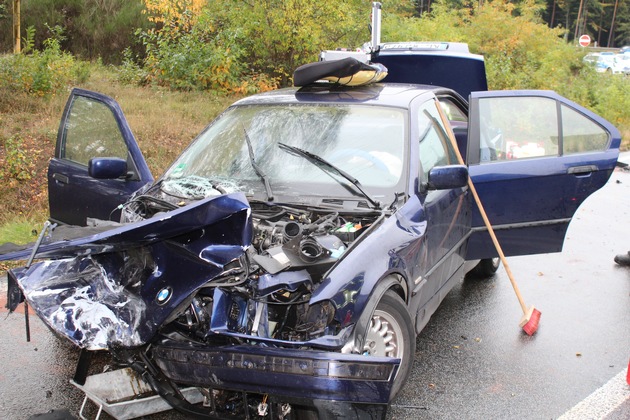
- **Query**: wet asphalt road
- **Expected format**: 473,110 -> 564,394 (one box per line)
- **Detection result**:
1,167 -> 629,420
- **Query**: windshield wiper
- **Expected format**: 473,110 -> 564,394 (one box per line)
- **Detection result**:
243,126 -> 274,201
278,143 -> 381,209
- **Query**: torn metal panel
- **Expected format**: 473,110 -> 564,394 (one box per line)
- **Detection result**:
0,193 -> 252,262
13,257 -> 148,350
8,193 -> 253,350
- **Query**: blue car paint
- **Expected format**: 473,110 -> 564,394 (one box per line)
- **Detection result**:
373,42 -> 488,99
152,343 -> 399,403
309,181 -> 469,347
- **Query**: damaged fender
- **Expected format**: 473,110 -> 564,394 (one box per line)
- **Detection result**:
4,193 -> 252,350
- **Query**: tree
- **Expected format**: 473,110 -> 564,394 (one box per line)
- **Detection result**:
608,0 -> 619,45
12,0 -> 19,53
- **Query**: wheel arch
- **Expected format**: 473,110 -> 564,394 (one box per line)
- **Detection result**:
345,273 -> 410,354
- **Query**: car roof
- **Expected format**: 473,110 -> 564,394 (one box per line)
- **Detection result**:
232,83 -> 453,108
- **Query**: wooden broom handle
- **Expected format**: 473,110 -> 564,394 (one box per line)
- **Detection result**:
435,101 -> 528,315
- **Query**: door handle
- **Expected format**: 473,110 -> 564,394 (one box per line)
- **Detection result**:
567,165 -> 598,176
52,173 -> 69,184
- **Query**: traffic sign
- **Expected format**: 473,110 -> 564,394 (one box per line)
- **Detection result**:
579,34 -> 591,47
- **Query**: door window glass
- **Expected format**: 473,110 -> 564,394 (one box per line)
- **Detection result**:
476,97 -> 610,163
62,96 -> 128,165
418,100 -> 458,182
561,105 -> 609,154
477,97 -> 559,162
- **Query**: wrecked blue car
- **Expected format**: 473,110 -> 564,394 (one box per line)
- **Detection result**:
1,9 -> 621,420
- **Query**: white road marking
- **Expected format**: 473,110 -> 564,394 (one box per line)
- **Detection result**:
558,368 -> 629,420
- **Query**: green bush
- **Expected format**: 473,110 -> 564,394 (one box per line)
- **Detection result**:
0,135 -> 36,182
140,23 -> 247,91
138,5 -> 281,93
208,0 -> 368,86
0,37 -> 89,96
588,75 -> 630,129
116,47 -> 148,85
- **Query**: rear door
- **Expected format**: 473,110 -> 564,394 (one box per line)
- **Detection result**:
465,90 -> 620,260
48,88 -> 153,226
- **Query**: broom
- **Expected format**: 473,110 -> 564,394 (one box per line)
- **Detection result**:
436,102 -> 541,335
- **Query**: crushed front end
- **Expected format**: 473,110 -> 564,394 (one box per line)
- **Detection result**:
3,191 -> 398,418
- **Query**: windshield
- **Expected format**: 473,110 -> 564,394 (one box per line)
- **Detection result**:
162,104 -> 407,202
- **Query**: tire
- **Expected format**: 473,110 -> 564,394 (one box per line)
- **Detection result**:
360,290 -> 415,399
467,257 -> 500,279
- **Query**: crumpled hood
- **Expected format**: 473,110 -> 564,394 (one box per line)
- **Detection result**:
7,193 -> 252,350
1,193 -> 252,261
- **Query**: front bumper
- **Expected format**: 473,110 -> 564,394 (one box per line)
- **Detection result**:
153,341 -> 399,405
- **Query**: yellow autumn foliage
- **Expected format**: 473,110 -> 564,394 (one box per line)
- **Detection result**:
143,0 -> 205,28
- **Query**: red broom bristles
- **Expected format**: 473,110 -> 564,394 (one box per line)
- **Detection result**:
521,307 -> 541,336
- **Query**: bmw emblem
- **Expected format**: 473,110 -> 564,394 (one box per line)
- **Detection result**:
156,287 -> 172,304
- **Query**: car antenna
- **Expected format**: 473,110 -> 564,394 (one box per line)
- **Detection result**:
369,2 -> 382,56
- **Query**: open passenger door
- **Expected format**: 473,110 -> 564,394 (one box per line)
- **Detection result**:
465,90 -> 621,260
48,89 -> 153,226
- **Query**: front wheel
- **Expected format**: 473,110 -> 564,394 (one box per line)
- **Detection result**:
467,257 -> 500,279
345,290 -> 415,399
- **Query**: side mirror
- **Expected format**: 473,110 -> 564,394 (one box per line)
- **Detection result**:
424,165 -> 468,191
88,157 -> 128,179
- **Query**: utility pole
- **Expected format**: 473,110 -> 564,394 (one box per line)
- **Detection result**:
13,0 -> 20,53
